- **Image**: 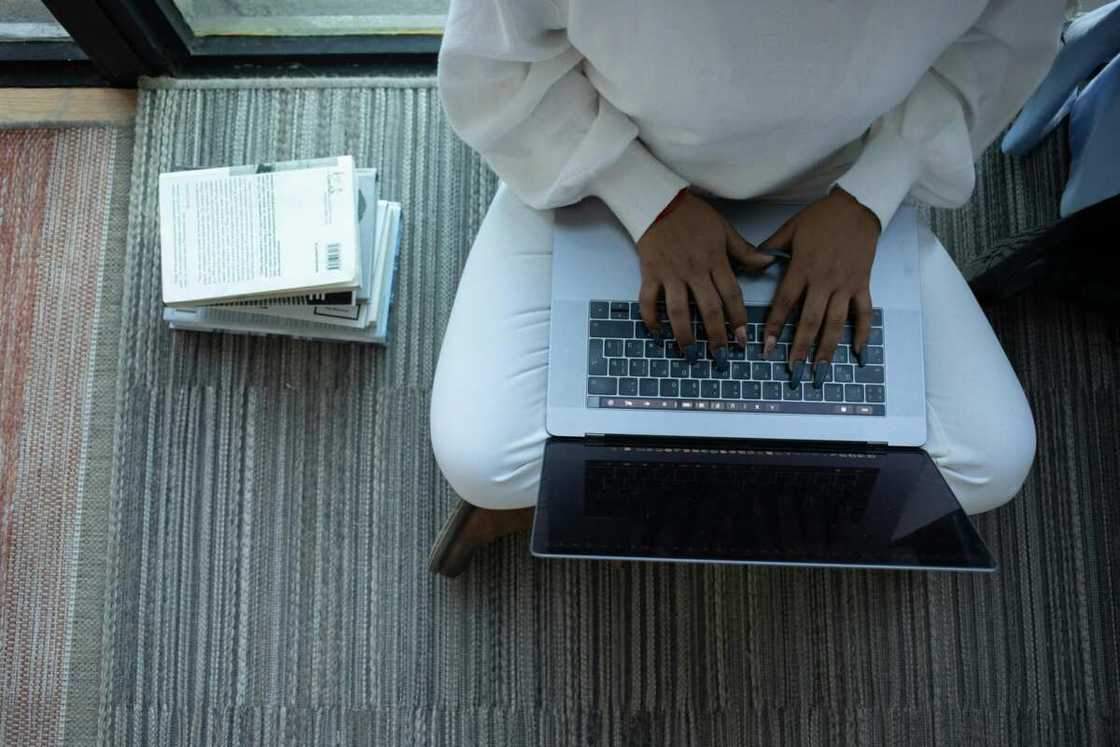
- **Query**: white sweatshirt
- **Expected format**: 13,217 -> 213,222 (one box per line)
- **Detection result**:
438,0 -> 1063,240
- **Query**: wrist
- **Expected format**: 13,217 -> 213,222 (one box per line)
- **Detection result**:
830,186 -> 882,234
652,188 -> 689,226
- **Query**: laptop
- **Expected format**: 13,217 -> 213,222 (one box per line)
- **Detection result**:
531,198 -> 995,572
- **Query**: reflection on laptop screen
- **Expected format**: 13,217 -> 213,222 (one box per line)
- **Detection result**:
534,441 -> 994,570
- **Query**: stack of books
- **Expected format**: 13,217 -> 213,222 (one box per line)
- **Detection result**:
159,156 -> 401,344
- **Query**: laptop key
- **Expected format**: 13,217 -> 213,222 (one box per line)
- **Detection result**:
741,382 -> 762,399
634,323 -> 651,340
871,308 -> 883,326
588,377 -> 616,395
630,302 -> 643,320
645,340 -> 663,358
670,360 -> 690,378
854,365 -> 884,383
701,380 -> 721,398
590,320 -> 632,338
844,384 -> 864,402
833,364 -> 853,383
752,362 -> 771,380
649,360 -> 669,378
711,362 -> 729,379
590,301 -> 609,319
862,346 -> 884,364
721,381 -> 740,398
681,379 -> 700,398
868,327 -> 883,345
664,341 -> 684,359
824,383 -> 844,402
588,340 -> 607,375
804,383 -> 824,401
690,360 -> 711,378
625,339 -> 644,358
619,377 -> 638,396
762,382 -> 783,400
865,384 -> 885,403
604,339 -> 623,357
629,359 -> 648,377
608,358 -> 627,377
747,343 -> 765,360
732,362 -> 751,379
833,345 -> 848,364
639,378 -> 659,397
659,379 -> 679,397
772,364 -> 791,382
610,301 -> 629,319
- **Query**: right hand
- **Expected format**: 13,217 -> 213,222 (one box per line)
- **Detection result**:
636,192 -> 775,367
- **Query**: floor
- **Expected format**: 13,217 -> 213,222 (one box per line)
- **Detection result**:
1,79 -> 1117,745
0,88 -> 137,128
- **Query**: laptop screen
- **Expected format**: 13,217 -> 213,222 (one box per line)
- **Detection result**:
531,439 -> 994,571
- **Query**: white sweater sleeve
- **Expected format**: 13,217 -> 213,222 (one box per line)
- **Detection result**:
835,0 -> 1064,230
437,0 -> 688,241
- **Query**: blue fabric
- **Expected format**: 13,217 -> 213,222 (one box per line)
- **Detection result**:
1061,50 -> 1120,216
1002,1 -> 1120,155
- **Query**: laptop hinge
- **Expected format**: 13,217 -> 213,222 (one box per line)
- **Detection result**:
580,433 -> 891,454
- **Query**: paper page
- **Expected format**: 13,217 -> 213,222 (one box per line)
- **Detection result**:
160,156 -> 359,305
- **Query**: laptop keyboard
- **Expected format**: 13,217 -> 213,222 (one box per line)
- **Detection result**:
586,300 -> 886,416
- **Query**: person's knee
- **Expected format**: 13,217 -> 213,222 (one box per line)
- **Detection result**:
943,399 -> 1037,515
430,392 -> 542,511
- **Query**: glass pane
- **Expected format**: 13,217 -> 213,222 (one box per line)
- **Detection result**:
171,0 -> 448,37
0,0 -> 70,41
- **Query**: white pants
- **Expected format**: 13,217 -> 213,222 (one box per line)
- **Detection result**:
431,185 -> 1037,515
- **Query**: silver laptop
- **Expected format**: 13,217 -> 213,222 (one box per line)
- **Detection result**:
531,198 -> 995,572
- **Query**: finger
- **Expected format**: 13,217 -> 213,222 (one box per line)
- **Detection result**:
812,292 -> 850,388
851,290 -> 873,367
639,278 -> 664,342
760,214 -> 797,251
664,280 -> 695,357
763,270 -> 805,360
692,275 -> 730,369
712,258 -> 749,347
788,287 -> 829,386
725,224 -> 775,273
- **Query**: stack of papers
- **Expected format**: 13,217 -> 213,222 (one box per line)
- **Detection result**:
159,156 -> 401,344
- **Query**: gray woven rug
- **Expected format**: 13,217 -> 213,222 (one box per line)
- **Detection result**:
89,76 -> 1119,746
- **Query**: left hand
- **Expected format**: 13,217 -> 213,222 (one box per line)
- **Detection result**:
761,187 -> 881,385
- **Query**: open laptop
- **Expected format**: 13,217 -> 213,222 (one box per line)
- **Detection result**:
531,198 -> 995,572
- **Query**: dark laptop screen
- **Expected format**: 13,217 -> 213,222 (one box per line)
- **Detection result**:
532,439 -> 994,571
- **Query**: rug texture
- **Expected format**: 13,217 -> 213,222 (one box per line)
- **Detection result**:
0,126 -> 133,745
87,76 -> 1120,746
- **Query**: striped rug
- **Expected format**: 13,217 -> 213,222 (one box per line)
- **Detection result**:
4,75 -> 1117,745
0,126 -> 133,745
89,76 -> 1117,746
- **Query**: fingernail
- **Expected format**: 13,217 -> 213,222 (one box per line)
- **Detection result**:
685,343 -> 699,365
813,361 -> 828,388
734,326 -> 748,348
713,346 -> 729,372
853,347 -> 864,367
790,360 -> 804,386
650,327 -> 662,344
763,334 -> 776,360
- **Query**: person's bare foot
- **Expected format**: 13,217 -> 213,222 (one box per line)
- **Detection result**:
429,499 -> 535,578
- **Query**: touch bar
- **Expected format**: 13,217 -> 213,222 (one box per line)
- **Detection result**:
588,397 -> 885,416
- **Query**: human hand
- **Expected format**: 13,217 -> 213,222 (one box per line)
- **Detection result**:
636,192 -> 775,369
761,187 -> 881,387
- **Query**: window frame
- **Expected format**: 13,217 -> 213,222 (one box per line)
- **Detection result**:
0,0 -> 440,87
